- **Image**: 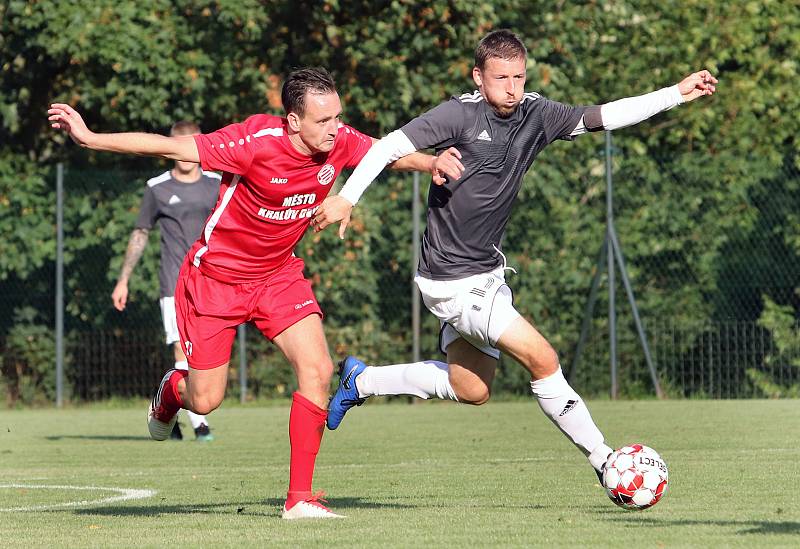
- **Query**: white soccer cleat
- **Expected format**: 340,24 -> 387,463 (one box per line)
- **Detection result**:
148,400 -> 178,441
281,493 -> 344,520
147,369 -> 179,441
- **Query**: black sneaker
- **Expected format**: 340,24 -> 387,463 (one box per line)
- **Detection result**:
170,421 -> 183,441
194,424 -> 214,442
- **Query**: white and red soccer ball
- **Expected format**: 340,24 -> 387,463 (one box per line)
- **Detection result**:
602,444 -> 669,510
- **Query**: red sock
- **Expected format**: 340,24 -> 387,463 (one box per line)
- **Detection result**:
286,391 -> 327,509
157,369 -> 186,418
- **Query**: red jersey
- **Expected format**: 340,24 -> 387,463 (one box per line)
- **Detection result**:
190,114 -> 372,283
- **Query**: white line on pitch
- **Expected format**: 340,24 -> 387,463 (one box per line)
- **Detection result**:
0,484 -> 157,512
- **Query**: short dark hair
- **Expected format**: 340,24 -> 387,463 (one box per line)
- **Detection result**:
170,120 -> 200,136
475,29 -> 527,70
281,67 -> 337,117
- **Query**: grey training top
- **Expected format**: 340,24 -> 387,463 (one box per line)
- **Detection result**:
135,170 -> 221,296
401,91 -> 585,280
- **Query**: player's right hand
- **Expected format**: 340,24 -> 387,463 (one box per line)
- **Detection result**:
312,195 -> 353,239
111,281 -> 128,311
48,103 -> 95,147
677,70 -> 717,102
431,147 -> 464,185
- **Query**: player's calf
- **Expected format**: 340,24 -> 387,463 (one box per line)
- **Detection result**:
529,366 -> 613,473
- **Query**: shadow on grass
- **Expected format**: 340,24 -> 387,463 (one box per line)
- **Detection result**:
45,435 -> 152,441
594,508 -> 800,536
73,497 -> 415,518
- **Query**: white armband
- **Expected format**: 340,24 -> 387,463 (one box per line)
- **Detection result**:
338,130 -> 418,205
600,84 -> 684,131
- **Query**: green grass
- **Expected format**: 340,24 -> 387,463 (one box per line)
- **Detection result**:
0,400 -> 798,548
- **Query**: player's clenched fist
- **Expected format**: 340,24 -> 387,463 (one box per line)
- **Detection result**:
431,147 -> 464,185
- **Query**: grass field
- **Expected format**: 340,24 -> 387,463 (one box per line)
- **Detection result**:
1,399 -> 798,548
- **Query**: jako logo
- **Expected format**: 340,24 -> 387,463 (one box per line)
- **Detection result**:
317,164 -> 335,185
270,177 -> 288,184
184,341 -> 193,357
294,300 -> 314,310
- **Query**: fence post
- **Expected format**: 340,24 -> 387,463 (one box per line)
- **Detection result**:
56,163 -> 64,407
412,172 -> 421,363
606,133 -> 618,399
238,324 -> 247,403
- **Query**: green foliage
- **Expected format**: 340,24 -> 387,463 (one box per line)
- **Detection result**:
1,0 -> 799,401
1,306 -> 58,406
749,296 -> 800,398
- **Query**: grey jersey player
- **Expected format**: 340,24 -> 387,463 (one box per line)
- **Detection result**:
111,120 -> 221,441
316,30 -> 716,485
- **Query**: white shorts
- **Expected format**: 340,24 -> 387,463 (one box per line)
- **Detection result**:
159,296 -> 180,345
414,268 -> 520,359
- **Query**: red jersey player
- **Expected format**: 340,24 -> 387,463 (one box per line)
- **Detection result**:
48,67 -> 464,519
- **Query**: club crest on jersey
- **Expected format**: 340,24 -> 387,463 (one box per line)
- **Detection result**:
317,164 -> 336,185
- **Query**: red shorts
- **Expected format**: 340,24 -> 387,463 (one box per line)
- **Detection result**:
174,256 -> 322,369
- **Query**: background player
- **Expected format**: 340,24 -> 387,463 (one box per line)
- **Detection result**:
48,67 -> 462,519
111,120 -> 220,442
314,30 -> 717,481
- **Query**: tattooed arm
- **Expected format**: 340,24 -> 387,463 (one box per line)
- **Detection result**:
111,228 -> 149,311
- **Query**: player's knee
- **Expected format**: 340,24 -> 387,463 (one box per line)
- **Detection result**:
312,358 -> 335,387
189,393 -> 222,415
542,346 -> 560,374
298,357 -> 334,394
191,400 -> 219,415
524,344 -> 560,378
455,383 -> 491,406
318,357 -> 334,386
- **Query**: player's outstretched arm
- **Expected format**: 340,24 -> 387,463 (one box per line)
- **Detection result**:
48,103 -> 199,162
576,69 -> 717,135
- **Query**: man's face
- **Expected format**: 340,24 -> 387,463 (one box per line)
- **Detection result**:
293,91 -> 342,154
473,56 -> 527,118
171,129 -> 200,175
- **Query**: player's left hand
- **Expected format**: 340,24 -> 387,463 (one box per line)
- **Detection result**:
312,195 -> 354,239
677,70 -> 718,102
431,147 -> 464,185
48,103 -> 96,147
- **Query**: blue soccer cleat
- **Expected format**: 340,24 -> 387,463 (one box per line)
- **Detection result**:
327,356 -> 369,430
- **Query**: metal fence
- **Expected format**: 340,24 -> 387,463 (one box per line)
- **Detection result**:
1,139 -> 798,405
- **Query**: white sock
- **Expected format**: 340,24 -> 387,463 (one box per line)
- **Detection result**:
174,361 -> 209,430
530,367 -> 612,470
185,410 -> 208,430
355,361 -> 458,401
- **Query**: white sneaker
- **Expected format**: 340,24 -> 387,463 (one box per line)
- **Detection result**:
147,369 -> 179,441
281,493 -> 344,520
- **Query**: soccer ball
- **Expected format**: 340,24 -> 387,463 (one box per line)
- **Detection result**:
602,444 -> 668,510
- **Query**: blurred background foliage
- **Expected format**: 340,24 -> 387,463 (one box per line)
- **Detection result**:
1,0 -> 798,405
